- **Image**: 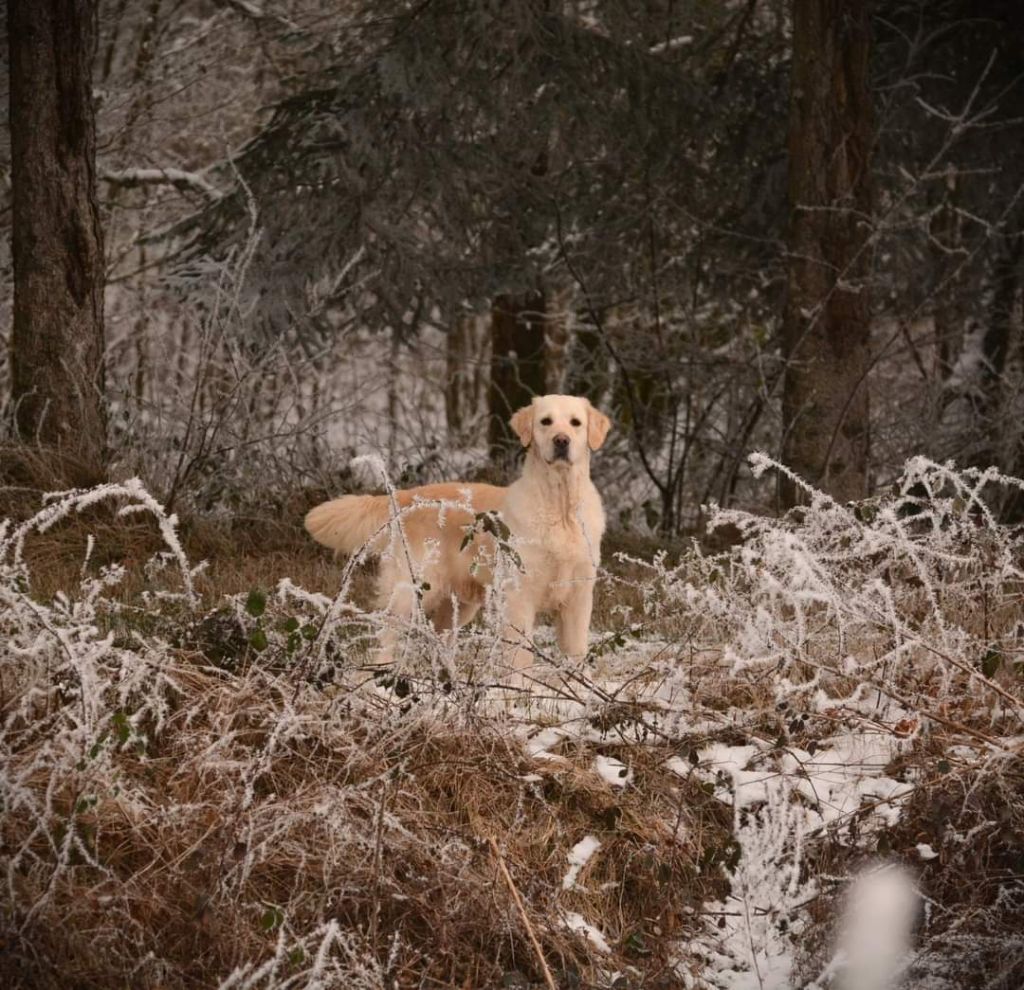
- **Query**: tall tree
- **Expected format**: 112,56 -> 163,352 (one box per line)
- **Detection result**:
780,0 -> 874,507
8,0 -> 107,480
487,292 -> 548,469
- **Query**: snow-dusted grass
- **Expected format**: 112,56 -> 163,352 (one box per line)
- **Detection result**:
1,458 -> 1022,989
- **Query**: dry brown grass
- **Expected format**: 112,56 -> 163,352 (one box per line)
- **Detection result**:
0,650 -> 731,989
5,462 -> 1024,990
1,483 -> 345,603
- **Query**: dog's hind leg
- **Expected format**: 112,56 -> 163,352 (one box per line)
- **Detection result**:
374,557 -> 420,667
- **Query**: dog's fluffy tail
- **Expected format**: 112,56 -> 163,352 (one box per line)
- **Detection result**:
837,865 -> 918,990
304,495 -> 392,555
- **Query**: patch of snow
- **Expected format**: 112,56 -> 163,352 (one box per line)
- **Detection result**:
665,755 -> 691,779
696,732 -> 913,834
562,911 -> 612,954
780,732 -> 912,829
916,843 -> 938,861
697,743 -> 772,807
689,780 -> 811,990
649,35 -> 693,54
562,835 -> 602,891
594,754 -> 632,788
524,726 -> 569,760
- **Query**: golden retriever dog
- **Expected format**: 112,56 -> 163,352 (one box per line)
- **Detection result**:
304,394 -> 611,674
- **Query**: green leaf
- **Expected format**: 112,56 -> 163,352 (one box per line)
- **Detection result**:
245,589 -> 267,618
112,710 -> 131,743
301,624 -> 318,641
287,631 -> 301,653
279,617 -> 299,633
981,649 -> 1002,678
260,906 -> 283,931
854,502 -> 877,523
250,627 -> 268,652
89,731 -> 109,759
937,759 -> 951,773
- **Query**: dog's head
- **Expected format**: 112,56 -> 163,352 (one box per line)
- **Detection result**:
510,394 -> 611,467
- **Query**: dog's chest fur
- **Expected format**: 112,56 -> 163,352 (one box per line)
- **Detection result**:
504,473 -> 605,610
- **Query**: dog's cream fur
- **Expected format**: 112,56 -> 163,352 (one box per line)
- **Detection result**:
305,394 -> 610,671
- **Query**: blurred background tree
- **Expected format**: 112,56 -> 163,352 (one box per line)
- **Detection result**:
1,0 -> 1022,527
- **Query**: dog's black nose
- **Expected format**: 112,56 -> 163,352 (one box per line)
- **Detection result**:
553,434 -> 570,450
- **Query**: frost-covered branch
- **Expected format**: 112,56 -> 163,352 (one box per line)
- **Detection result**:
101,166 -> 223,202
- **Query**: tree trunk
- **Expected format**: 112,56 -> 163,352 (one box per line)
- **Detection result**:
931,170 -> 964,383
977,233 -> 1023,471
780,0 -> 874,508
446,313 -> 489,444
488,291 -> 547,470
8,0 -> 107,482
543,284 -> 573,394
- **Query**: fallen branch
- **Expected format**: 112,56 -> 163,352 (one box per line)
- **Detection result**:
488,836 -> 558,990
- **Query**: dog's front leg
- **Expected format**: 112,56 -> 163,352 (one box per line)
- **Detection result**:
556,582 -> 594,659
502,593 -> 537,672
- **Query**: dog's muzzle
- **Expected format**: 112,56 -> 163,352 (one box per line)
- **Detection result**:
552,434 -> 571,461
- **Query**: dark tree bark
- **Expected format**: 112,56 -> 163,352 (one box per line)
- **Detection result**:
446,313 -> 488,444
780,0 -> 874,508
977,233 -> 1023,485
487,292 -> 547,470
8,0 -> 108,481
980,235 -> 1023,412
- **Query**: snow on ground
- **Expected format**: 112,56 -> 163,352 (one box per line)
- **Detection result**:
466,641 -> 919,989
474,638 -> 922,990
563,835 -> 603,890
691,731 -> 913,832
562,911 -> 613,954
593,754 -> 633,788
673,729 -> 914,989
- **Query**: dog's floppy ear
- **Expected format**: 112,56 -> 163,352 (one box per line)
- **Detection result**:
586,402 -> 611,450
510,404 -> 534,447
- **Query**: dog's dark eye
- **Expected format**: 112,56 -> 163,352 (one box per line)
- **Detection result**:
540,416 -> 553,426
570,417 -> 582,427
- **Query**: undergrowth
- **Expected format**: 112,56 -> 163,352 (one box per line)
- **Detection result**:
1,456 -> 1022,989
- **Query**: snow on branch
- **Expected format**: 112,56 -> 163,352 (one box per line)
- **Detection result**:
100,166 -> 223,202
213,0 -> 299,32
